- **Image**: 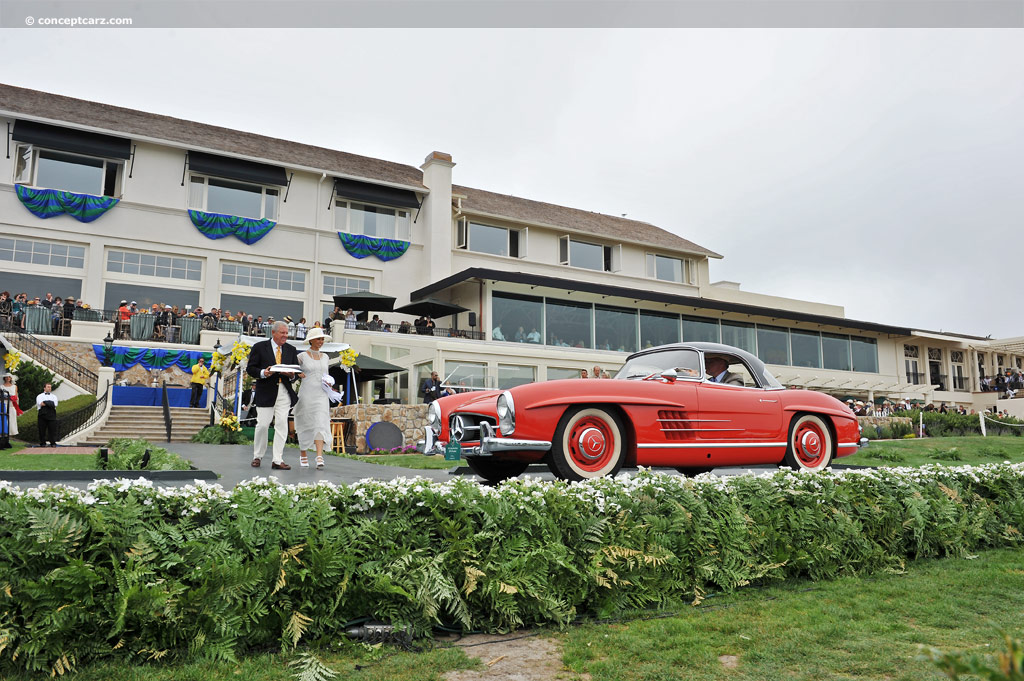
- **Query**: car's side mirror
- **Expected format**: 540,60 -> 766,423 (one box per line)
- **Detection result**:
660,369 -> 677,383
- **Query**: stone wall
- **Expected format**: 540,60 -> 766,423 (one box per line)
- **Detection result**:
331,404 -> 428,454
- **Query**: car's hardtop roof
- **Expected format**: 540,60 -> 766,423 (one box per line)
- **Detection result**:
627,342 -> 769,377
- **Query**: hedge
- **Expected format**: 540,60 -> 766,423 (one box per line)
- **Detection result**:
892,409 -> 1024,438
14,394 -> 96,444
0,465 -> 1022,675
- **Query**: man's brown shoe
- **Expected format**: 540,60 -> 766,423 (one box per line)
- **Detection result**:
251,458 -> 261,467
272,462 -> 291,470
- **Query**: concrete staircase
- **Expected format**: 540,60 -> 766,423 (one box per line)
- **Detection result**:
79,406 -> 211,446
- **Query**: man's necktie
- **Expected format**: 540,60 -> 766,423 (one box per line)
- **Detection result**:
275,345 -> 282,365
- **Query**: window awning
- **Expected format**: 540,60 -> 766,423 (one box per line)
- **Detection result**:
188,150 -> 288,186
334,177 -> 420,209
12,120 -> 131,160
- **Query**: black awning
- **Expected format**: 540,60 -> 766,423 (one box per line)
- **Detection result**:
12,120 -> 131,160
333,178 -> 420,209
188,150 -> 287,186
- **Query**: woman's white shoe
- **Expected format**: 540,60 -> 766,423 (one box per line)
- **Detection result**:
299,454 -> 309,468
316,455 -> 325,469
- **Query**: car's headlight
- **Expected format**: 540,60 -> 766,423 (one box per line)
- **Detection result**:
427,400 -> 442,433
496,391 -> 515,435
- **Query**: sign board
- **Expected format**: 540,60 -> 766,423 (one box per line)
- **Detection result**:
444,440 -> 462,461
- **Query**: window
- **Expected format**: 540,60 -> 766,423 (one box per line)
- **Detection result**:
457,220 -> 524,258
222,263 -> 305,291
446,362 -> 489,390
548,367 -> 585,381
904,345 -> 919,358
189,175 -> 278,220
757,325 -> 790,366
107,250 -> 201,281
498,364 -> 536,389
336,200 -> 411,240
721,321 -> 756,354
323,274 -> 371,297
646,254 -> 693,284
640,311 -> 680,349
492,292 -> 543,343
0,237 -> 85,269
545,299 -> 592,348
850,337 -> 878,373
595,305 -> 637,353
559,235 -> 619,272
14,144 -> 123,197
821,333 -> 851,371
790,330 -> 822,368
682,316 -> 719,343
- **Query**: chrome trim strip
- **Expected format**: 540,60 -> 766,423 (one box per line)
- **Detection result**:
638,442 -> 788,449
656,418 -> 731,423
471,422 -> 551,457
661,428 -> 743,432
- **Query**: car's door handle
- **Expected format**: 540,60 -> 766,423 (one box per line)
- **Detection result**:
759,399 -> 778,403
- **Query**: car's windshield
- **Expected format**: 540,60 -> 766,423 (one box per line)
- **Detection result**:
616,349 -> 702,380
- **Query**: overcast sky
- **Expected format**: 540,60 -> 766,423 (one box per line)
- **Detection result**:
1,28 -> 1021,338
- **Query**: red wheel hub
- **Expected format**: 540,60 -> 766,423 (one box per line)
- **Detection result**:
568,417 -> 614,471
795,423 -> 825,466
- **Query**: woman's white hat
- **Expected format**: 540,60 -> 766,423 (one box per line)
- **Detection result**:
305,327 -> 331,343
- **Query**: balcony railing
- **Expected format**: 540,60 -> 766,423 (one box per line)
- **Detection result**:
906,371 -> 927,384
951,375 -> 969,391
930,374 -> 948,391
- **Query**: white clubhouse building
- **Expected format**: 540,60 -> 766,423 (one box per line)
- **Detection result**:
1,84 -> 1022,413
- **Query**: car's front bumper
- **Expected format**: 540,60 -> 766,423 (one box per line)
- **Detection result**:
466,422 -> 551,457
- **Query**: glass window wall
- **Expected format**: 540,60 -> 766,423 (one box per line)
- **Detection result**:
756,325 -> 790,366
682,315 -> 719,343
498,364 -> 536,389
492,292 -> 543,343
595,305 -> 637,353
822,333 -> 852,371
720,320 -> 756,354
545,299 -> 592,348
851,337 -> 878,373
640,311 -> 680,349
790,330 -> 822,368
548,367 -> 585,380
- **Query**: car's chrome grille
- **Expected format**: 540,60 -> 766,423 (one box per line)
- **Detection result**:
449,413 -> 496,444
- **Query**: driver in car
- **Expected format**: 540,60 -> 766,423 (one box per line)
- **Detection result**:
705,356 -> 744,385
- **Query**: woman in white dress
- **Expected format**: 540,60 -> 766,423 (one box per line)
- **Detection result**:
293,327 -> 336,468
2,374 -> 19,437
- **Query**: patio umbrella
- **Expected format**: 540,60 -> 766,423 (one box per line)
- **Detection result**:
394,297 -> 469,319
332,292 -> 396,312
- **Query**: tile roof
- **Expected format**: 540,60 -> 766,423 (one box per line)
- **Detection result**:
0,83 -> 719,258
0,83 -> 424,189
453,184 -> 721,258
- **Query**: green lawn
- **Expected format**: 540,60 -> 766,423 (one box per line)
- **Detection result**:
334,452 -> 466,469
844,435 -> 1024,468
0,440 -> 98,470
563,547 -> 1024,681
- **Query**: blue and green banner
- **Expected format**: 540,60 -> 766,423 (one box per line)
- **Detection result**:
338,233 -> 410,261
92,345 -> 212,372
15,185 -> 119,223
189,210 -> 276,245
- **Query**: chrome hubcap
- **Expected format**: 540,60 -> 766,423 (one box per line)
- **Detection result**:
801,430 -> 821,457
577,427 -> 606,460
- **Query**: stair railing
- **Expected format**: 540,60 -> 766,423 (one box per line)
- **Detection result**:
161,381 -> 172,442
4,328 -> 99,394
58,383 -> 111,441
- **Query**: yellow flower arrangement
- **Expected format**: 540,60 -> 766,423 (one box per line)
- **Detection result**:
210,351 -> 226,374
230,341 -> 251,366
340,347 -> 359,368
4,349 -> 22,371
219,413 -> 241,432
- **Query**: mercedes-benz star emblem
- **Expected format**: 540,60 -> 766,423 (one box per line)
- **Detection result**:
450,415 -> 466,442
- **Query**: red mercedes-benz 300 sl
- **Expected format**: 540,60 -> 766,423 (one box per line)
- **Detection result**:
419,342 -> 866,483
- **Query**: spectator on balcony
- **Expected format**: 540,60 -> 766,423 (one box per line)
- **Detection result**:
12,293 -> 26,329
0,291 -> 12,329
527,327 -> 541,343
50,297 -> 63,334
42,292 -> 54,310
117,300 -> 132,338
295,317 -> 307,340
62,297 -> 75,323
129,301 -> 139,316
492,324 -> 506,341
397,320 -> 412,334
367,315 -> 383,331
